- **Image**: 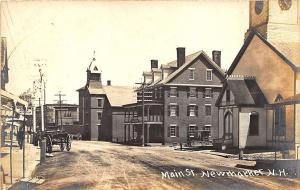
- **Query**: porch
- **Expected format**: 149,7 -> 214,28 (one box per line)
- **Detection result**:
123,102 -> 164,145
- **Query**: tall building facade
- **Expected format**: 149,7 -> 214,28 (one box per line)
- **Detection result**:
77,57 -> 136,141
124,48 -> 225,145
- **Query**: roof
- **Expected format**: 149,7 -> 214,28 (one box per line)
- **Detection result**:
102,86 -> 136,107
160,51 -> 202,70
216,76 -> 268,107
269,93 -> 300,106
77,84 -> 136,107
271,42 -> 300,67
228,29 -> 300,74
45,103 -> 78,107
156,50 -> 225,86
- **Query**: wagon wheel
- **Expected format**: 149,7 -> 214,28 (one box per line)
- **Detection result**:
46,135 -> 53,153
66,135 -> 71,151
60,138 -> 65,151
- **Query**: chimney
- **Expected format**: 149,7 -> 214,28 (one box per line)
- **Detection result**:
212,50 -> 221,67
151,60 -> 158,70
176,47 -> 185,68
107,80 -> 111,86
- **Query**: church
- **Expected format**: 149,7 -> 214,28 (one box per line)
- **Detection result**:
215,0 -> 300,159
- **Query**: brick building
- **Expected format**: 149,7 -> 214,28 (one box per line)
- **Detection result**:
77,57 -> 136,141
123,48 -> 225,145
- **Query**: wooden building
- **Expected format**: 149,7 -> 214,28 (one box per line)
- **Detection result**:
215,0 -> 300,158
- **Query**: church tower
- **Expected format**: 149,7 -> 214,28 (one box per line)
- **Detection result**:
86,51 -> 102,88
246,0 -> 300,43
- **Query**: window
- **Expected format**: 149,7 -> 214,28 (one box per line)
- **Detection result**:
189,125 -> 195,132
203,88 -> 213,98
188,68 -> 195,80
169,87 -> 178,97
226,89 -> 230,102
206,69 -> 212,81
169,125 -> 178,137
201,125 -> 211,141
168,104 -> 179,116
97,98 -> 104,108
170,126 -> 176,137
97,111 -> 103,120
274,94 -> 286,136
205,105 -> 212,116
63,111 -> 71,117
188,87 -> 197,98
133,126 -> 138,139
188,125 -> 197,138
159,88 -> 163,98
249,112 -> 259,136
187,105 -> 198,116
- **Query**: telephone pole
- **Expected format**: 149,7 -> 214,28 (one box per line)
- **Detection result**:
34,61 -> 46,131
55,91 -> 66,131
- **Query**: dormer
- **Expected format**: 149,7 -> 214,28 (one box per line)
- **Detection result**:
161,64 -> 175,79
143,71 -> 152,84
152,68 -> 162,83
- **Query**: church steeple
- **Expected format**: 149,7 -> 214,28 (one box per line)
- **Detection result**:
246,0 -> 300,43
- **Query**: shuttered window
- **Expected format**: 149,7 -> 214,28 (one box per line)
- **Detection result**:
203,88 -> 213,98
187,105 -> 198,116
169,87 -> 178,97
205,105 -> 211,116
168,125 -> 179,137
187,87 -> 197,98
168,104 -> 179,116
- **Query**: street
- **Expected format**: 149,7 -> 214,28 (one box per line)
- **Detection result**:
26,141 -> 299,190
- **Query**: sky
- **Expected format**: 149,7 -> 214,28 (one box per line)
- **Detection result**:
1,0 -> 249,105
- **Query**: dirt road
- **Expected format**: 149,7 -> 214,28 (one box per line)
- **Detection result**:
31,141 -> 299,190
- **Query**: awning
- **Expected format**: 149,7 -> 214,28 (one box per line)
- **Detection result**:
0,89 -> 28,107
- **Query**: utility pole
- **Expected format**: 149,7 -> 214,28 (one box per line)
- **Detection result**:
10,102 -> 15,184
34,62 -> 46,131
44,81 -> 46,105
135,82 -> 145,147
22,105 -> 26,178
55,91 -> 66,131
32,81 -> 37,133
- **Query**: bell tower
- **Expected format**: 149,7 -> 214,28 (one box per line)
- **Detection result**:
86,51 -> 102,88
246,0 -> 300,43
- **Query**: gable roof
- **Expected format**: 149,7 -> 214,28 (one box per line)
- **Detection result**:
216,76 -> 268,107
77,84 -> 136,107
103,86 -> 136,107
227,29 -> 300,75
153,50 -> 225,87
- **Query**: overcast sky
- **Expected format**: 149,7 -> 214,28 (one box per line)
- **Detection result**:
2,0 -> 248,104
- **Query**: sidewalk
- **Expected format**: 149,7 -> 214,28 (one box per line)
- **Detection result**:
0,138 -> 40,190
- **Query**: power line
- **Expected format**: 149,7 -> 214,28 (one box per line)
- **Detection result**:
54,91 -> 66,131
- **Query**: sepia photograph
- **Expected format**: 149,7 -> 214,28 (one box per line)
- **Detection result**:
0,0 -> 299,189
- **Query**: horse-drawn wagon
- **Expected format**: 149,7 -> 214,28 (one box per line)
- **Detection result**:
43,130 -> 72,153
